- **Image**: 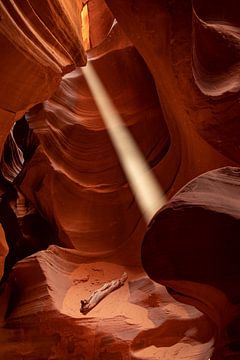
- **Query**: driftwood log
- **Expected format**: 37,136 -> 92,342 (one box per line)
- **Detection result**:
80,272 -> 128,315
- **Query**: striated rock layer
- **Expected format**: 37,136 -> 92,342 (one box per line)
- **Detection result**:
0,0 -> 239,359
142,167 -> 240,359
0,0 -> 86,161
0,0 -> 86,284
27,46 -> 169,188
18,0 -> 239,257
0,0 -> 86,114
0,246 -> 214,360
192,0 -> 240,96
19,41 -> 170,254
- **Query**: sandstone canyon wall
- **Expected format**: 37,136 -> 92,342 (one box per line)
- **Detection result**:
0,0 -> 239,359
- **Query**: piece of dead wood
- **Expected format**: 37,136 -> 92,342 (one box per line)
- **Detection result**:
80,272 -> 128,315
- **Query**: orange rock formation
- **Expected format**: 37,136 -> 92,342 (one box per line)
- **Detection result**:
0,0 -> 239,359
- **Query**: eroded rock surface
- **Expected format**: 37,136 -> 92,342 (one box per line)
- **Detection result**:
0,246 -> 214,360
0,0 -> 86,163
0,0 -> 239,359
142,167 -> 240,358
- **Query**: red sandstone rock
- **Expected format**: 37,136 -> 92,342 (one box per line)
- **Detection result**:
27,46 -> 169,187
106,0 -> 240,175
0,0 -> 86,153
87,0 -> 114,48
192,0 -> 240,96
0,224 -> 8,280
0,0 -> 86,109
0,0 -> 240,359
142,166 -> 240,358
0,245 -> 214,359
16,41 -> 170,253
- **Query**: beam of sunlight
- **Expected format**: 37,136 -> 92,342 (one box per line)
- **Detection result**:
82,62 -> 166,224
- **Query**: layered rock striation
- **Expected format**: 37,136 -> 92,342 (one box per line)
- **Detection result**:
142,167 -> 240,358
0,0 -> 239,359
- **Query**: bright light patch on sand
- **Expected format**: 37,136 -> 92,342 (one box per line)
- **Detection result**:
61,262 -> 154,329
61,262 -> 214,359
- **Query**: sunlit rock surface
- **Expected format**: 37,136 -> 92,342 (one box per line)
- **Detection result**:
0,0 -> 240,359
0,0 -> 86,113
0,246 -> 214,360
0,0 -> 86,160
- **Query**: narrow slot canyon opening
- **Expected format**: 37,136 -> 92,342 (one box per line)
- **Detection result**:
81,3 -> 90,51
0,117 -> 59,282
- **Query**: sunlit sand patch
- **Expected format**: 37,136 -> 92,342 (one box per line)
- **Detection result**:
61,261 -> 214,359
61,262 -> 154,328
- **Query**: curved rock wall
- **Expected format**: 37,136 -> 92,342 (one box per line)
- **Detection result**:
0,0 -> 86,168
0,0 -> 86,282
0,0 -> 239,359
142,166 -> 240,358
0,0 -> 86,114
192,0 -> 240,96
27,47 -> 169,188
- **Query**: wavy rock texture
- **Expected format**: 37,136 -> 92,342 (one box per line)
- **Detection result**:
27,46 -> 169,188
0,0 -> 86,160
142,167 -> 240,359
0,0 -> 86,285
0,0 -> 239,359
0,246 -> 214,360
1,116 -> 39,183
192,0 -> 240,96
0,0 -> 86,113
20,43 -> 170,254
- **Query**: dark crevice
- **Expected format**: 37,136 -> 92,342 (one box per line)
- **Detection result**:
0,115 -> 59,283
